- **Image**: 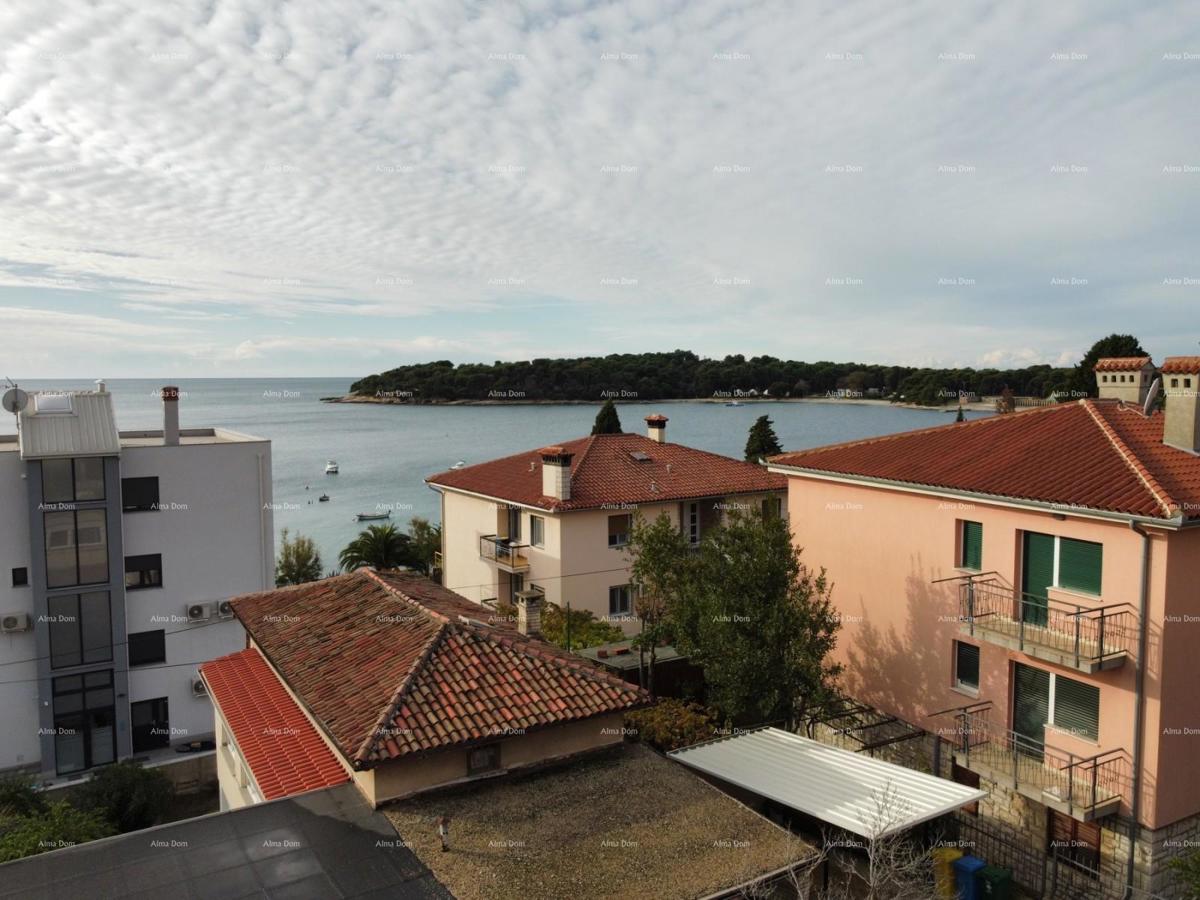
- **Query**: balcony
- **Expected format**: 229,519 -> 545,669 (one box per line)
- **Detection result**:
949,575 -> 1136,673
479,535 -> 530,573
935,703 -> 1129,823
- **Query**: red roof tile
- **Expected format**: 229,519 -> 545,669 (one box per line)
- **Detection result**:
1162,357 -> 1200,375
230,570 -> 649,768
199,649 -> 349,800
427,432 -> 785,511
1094,357 -> 1152,372
770,400 -> 1200,521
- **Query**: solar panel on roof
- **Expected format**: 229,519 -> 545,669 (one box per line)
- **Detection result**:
629,450 -> 650,461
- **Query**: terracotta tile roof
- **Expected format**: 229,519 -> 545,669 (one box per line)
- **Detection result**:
1093,357 -> 1152,372
769,400 -> 1200,521
1161,356 -> 1200,375
229,569 -> 649,768
427,432 -> 785,511
199,648 -> 349,800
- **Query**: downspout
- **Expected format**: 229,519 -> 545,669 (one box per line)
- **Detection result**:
1124,522 -> 1151,899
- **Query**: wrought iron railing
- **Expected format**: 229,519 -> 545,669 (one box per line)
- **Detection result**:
479,534 -> 530,570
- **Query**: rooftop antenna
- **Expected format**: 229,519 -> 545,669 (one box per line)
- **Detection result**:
2,380 -> 29,432
1143,377 -> 1161,416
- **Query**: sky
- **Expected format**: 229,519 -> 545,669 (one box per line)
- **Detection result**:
1,1 -> 1198,378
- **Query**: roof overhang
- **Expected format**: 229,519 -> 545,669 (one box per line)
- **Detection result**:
669,728 -> 985,840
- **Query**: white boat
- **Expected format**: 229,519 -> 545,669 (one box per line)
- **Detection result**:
725,400 -> 744,407
450,459 -> 466,470
324,459 -> 339,474
356,511 -> 391,521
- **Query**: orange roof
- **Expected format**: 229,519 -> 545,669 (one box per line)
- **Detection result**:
1094,357 -> 1152,372
199,648 -> 349,800
1162,356 -> 1200,375
229,569 -> 649,768
770,400 -> 1200,521
427,432 -> 785,511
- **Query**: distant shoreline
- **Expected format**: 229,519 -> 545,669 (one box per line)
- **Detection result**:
321,394 -> 997,413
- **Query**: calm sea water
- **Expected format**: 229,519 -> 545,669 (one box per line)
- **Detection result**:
10,378 -> 988,566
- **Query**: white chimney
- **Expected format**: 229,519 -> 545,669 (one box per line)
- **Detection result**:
539,446 -> 573,500
517,591 -> 542,637
1094,358 -> 1154,405
94,378 -> 107,394
162,385 -> 180,446
645,414 -> 668,443
1162,357 -> 1200,453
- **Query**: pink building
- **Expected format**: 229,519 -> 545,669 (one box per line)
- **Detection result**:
770,356 -> 1200,899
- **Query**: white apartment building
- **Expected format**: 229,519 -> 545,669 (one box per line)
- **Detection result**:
0,384 -> 273,779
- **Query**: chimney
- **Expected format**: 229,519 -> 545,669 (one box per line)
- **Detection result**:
517,592 -> 542,637
1094,358 -> 1154,405
645,414 -> 668,443
539,446 -> 573,500
1162,357 -> 1200,453
161,386 -> 180,446
94,378 -> 107,394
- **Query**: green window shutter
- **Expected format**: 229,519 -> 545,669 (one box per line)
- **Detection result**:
961,521 -> 983,570
1059,538 -> 1103,595
1053,676 -> 1100,742
1013,664 -> 1051,753
955,642 -> 980,689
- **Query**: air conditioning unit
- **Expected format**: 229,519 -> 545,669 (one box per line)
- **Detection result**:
0,612 -> 31,634
186,602 -> 211,622
216,600 -> 235,619
191,677 -> 208,697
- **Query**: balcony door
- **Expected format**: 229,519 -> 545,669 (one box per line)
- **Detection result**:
1013,663 -> 1050,757
1021,532 -> 1054,627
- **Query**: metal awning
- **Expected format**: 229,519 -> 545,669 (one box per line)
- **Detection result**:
669,727 -> 985,840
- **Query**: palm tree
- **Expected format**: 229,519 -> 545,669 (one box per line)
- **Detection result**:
339,524 -> 414,572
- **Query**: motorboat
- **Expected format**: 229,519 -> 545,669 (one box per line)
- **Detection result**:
724,400 -> 744,407
356,511 -> 391,521
324,459 -> 339,474
318,494 -> 330,502
450,459 -> 466,470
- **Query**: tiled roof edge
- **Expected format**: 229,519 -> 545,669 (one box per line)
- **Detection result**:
1082,400 -> 1179,518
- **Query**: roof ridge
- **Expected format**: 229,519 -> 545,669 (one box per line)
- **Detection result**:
363,567 -> 449,624
1081,400 -> 1179,518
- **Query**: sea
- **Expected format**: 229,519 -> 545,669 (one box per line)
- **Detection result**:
8,378 -> 989,567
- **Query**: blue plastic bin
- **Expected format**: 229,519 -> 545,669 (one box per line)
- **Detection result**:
953,855 -> 987,900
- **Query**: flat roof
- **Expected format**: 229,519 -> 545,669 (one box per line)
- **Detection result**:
2,428 -> 267,453
575,640 -> 685,671
670,728 -> 985,840
385,742 -> 811,900
0,782 -> 450,898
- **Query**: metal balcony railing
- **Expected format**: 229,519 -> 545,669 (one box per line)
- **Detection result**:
933,702 -> 1129,822
479,535 -> 530,571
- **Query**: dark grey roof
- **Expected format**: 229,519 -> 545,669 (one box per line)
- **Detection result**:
0,783 -> 453,899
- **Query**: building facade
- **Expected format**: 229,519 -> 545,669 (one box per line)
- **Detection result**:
769,356 -> 1200,898
0,385 -> 273,780
427,415 -> 786,631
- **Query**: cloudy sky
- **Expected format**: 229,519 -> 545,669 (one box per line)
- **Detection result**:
1,1 -> 1198,377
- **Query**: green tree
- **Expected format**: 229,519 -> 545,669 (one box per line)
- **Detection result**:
626,512 -> 691,692
1070,333 -> 1147,397
339,523 -> 415,571
0,801 -> 114,863
625,699 -> 718,752
72,761 -> 174,833
1169,850 -> 1200,896
494,600 -> 624,650
275,529 -> 323,586
591,398 -> 623,434
407,517 -> 442,576
744,414 -> 783,462
674,511 -> 841,726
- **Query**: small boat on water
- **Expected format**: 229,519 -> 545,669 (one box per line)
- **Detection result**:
725,400 -> 744,407
356,511 -> 391,521
450,459 -> 466,470
318,494 -> 330,502
324,459 -> 339,474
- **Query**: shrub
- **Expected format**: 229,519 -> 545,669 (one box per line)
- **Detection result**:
0,801 -> 113,862
0,775 -> 47,818
73,761 -> 174,833
625,699 -> 719,752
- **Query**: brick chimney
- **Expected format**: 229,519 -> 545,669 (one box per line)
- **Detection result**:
645,414 -> 668,443
1094,358 -> 1154,405
539,446 -> 573,500
517,591 -> 542,637
1162,357 -> 1200,453
161,386 -> 180,446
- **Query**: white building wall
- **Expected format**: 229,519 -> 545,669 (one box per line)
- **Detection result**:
0,450 -> 40,771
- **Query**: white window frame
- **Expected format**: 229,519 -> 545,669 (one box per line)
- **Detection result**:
530,515 -> 544,548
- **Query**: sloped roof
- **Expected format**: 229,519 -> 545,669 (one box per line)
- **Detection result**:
427,432 -> 785,511
199,648 -> 349,800
1162,356 -> 1200,375
769,400 -> 1200,521
17,390 -> 121,459
1093,357 -> 1152,372
230,569 -> 649,768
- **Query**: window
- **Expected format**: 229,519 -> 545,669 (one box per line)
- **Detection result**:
121,477 -> 159,512
11,567 -> 27,587
41,457 -> 105,504
530,515 -> 544,548
609,585 -> 632,616
128,629 -> 166,666
607,514 -> 631,548
47,591 -> 112,669
45,509 -> 108,588
505,507 -> 521,541
954,641 -> 980,692
960,521 -> 983,571
131,697 -> 170,752
1170,378 -> 1180,389
762,497 -> 783,519
1052,674 -> 1100,742
124,554 -> 163,590
1058,537 -> 1103,595
951,763 -> 980,815
1048,811 -> 1101,874
686,502 -> 700,545
467,743 -> 501,775
52,670 -> 116,775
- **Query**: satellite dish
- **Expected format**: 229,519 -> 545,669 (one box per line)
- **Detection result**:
2,388 -> 28,414
1143,377 -> 1161,416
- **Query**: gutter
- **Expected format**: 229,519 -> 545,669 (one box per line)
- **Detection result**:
1124,521 -> 1152,899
